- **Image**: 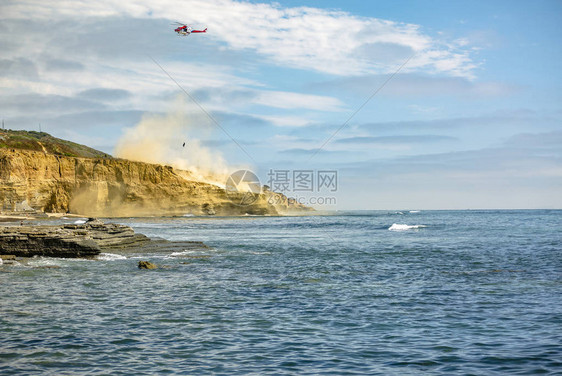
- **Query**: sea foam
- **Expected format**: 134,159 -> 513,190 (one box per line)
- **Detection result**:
97,253 -> 127,261
169,249 -> 205,257
388,223 -> 426,231
26,258 -> 64,267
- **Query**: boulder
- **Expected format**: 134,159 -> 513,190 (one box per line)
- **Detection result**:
138,260 -> 157,269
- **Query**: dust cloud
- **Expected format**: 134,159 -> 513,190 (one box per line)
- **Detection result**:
114,97 -> 246,187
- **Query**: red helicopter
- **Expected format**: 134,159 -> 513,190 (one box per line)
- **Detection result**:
172,22 -> 207,36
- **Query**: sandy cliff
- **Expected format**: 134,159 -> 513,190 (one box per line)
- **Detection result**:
0,148 -> 292,216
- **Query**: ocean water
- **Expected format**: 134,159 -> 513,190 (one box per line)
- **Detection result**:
1,210 -> 561,375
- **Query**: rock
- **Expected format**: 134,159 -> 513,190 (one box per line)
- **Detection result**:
0,255 -> 16,260
81,221 -> 150,249
0,220 -> 150,258
202,203 -> 216,215
0,226 -> 100,258
138,261 -> 157,269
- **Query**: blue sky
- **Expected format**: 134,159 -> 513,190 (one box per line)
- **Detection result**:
1,0 -> 561,209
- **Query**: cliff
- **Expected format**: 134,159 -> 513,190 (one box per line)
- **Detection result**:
0,131 -> 310,216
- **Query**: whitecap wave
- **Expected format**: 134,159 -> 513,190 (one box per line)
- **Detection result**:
388,223 -> 426,231
169,249 -> 206,257
170,250 -> 191,257
97,253 -> 127,261
409,210 -> 421,213
74,219 -> 87,224
167,248 -> 217,258
26,258 -> 64,267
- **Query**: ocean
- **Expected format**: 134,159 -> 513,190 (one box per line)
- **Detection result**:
1,210 -> 561,375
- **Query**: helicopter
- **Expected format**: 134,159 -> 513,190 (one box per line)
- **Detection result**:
172,22 -> 207,36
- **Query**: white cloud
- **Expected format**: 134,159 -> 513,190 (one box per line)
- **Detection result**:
189,87 -> 344,112
3,0 -> 478,77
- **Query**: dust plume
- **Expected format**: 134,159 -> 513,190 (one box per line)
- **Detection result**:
114,98 -> 244,187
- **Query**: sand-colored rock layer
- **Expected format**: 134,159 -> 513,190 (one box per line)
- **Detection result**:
0,149 -> 308,216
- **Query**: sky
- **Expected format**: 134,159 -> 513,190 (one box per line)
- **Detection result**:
1,0 -> 561,209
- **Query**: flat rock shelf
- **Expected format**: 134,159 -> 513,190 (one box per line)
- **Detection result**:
0,220 -> 170,258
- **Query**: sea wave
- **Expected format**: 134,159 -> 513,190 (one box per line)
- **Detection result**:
28,258 -> 60,266
25,257 -> 64,267
25,256 -> 92,267
97,253 -> 127,261
169,250 -> 193,257
168,249 -> 210,257
388,223 -> 426,231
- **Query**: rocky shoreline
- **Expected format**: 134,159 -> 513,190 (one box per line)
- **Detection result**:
0,219 -> 189,259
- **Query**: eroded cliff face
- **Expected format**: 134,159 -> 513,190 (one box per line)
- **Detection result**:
0,149 -> 282,216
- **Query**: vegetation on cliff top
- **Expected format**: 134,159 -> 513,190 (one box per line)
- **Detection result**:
0,129 -> 111,159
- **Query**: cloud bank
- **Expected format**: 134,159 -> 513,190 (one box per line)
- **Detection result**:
3,0 -> 477,77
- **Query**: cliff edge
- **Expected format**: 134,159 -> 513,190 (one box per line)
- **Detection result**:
0,130 -> 310,216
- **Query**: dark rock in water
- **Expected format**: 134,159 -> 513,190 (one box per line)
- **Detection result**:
138,260 -> 157,269
0,220 -> 150,258
202,203 -> 216,215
